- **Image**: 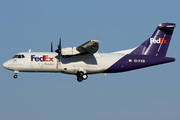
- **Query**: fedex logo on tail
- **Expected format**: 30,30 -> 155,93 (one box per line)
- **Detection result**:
150,38 -> 168,44
31,55 -> 54,62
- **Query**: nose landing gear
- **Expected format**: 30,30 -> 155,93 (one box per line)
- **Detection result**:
13,71 -> 19,79
13,74 -> 18,79
76,71 -> 88,82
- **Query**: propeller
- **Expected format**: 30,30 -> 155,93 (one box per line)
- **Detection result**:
51,42 -> 53,52
55,38 -> 62,60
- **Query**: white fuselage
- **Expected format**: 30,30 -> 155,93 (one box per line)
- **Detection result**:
3,52 -> 129,75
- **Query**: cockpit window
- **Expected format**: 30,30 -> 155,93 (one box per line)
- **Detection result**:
13,55 -> 18,58
12,54 -> 25,59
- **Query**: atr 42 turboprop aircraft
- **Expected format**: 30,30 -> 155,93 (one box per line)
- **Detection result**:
3,23 -> 176,82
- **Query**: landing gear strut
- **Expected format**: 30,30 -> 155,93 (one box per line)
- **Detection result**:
76,71 -> 88,82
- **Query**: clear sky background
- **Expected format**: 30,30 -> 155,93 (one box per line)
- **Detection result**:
0,0 -> 180,120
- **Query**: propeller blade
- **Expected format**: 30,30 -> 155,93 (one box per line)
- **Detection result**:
55,38 -> 61,53
58,38 -> 61,50
55,37 -> 62,60
51,42 -> 53,52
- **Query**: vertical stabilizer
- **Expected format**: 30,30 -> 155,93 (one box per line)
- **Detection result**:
131,23 -> 176,57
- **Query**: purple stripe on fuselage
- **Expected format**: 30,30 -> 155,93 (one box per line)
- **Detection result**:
104,54 -> 175,73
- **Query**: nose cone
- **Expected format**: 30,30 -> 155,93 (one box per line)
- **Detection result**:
3,61 -> 9,69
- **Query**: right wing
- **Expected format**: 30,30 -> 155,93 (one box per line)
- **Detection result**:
76,40 -> 101,54
61,40 -> 101,57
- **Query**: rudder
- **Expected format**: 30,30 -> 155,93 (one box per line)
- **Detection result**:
131,23 -> 176,57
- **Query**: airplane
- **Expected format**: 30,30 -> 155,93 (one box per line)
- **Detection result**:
3,23 -> 176,82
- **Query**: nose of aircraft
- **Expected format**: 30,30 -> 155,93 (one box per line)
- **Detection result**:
2,61 -> 9,69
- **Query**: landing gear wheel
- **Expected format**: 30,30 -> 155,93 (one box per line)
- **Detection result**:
77,76 -> 83,82
82,74 -> 88,80
13,74 -> 18,79
77,71 -> 84,76
76,71 -> 88,82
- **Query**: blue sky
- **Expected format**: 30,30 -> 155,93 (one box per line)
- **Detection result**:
0,0 -> 180,120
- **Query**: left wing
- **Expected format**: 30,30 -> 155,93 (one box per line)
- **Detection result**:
76,40 -> 100,54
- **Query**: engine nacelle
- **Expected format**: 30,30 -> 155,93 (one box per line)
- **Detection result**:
61,47 -> 80,56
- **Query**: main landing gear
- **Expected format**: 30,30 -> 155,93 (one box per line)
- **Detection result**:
76,71 -> 88,82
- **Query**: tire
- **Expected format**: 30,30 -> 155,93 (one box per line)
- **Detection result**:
76,71 -> 88,81
14,75 -> 18,79
82,74 -> 88,80
77,76 -> 83,82
77,71 -> 84,77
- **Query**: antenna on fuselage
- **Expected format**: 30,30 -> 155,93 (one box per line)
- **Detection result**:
28,49 -> 31,52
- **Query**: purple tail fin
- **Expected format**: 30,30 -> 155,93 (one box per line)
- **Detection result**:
131,23 -> 176,57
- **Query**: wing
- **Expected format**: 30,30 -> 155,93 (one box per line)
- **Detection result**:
76,40 -> 101,54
